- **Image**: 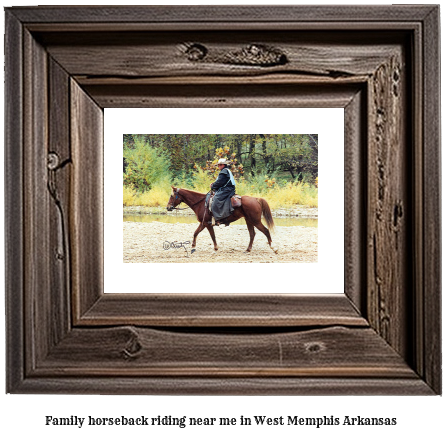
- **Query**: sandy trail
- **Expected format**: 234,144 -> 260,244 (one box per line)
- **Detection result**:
124,221 -> 317,263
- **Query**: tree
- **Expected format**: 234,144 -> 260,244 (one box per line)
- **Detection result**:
201,145 -> 244,180
269,134 -> 317,182
248,134 -> 256,176
123,134 -> 134,148
123,136 -> 171,192
122,133 -> 318,186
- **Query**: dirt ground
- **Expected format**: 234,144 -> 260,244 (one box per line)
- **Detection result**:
123,221 -> 318,263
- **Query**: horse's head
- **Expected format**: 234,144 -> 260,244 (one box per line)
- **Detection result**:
166,186 -> 182,211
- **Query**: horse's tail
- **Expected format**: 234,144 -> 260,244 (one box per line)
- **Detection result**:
258,198 -> 275,234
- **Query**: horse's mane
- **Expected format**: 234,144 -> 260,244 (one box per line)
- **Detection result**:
178,188 -> 206,196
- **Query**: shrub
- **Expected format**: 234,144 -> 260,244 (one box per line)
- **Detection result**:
123,185 -> 137,206
134,186 -> 168,207
265,182 -> 318,208
190,165 -> 214,193
236,179 -> 317,209
123,136 -> 171,192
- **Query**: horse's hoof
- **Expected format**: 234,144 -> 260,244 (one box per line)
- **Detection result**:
191,249 -> 196,254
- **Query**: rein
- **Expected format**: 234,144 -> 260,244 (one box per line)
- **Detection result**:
171,192 -> 207,211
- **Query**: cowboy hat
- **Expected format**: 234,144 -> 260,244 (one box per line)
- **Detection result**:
217,158 -> 231,166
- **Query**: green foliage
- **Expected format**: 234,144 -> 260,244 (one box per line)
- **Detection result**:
123,135 -> 171,192
122,133 -> 319,208
172,169 -> 194,189
189,165 -> 214,193
123,133 -> 317,183
237,169 -> 278,195
264,134 -> 317,182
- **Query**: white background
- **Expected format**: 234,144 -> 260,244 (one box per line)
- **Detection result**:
1,1 -> 442,437
106,108 -> 344,294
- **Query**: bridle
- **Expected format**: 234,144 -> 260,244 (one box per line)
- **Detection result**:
170,191 -> 187,210
169,189 -> 206,211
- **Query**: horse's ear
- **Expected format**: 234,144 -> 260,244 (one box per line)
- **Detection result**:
171,185 -> 175,191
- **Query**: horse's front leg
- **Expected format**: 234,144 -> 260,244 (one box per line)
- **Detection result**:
206,224 -> 218,251
191,222 -> 205,253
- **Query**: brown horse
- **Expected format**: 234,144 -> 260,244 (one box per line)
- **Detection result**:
166,186 -> 278,253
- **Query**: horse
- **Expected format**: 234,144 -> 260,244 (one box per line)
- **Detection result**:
166,186 -> 278,254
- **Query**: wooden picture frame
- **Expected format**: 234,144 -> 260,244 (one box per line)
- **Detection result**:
5,5 -> 441,394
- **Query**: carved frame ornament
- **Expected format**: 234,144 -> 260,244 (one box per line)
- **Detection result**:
5,6 -> 441,394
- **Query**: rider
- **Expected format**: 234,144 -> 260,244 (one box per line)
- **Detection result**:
210,158 -> 236,225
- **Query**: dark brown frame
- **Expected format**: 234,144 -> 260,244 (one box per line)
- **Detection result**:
5,6 -> 441,394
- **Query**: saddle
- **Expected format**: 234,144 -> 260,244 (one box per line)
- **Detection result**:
231,194 -> 242,208
207,193 -> 242,212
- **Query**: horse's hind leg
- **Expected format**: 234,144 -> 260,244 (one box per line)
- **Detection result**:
245,220 -> 256,252
254,221 -> 278,254
206,224 -> 218,251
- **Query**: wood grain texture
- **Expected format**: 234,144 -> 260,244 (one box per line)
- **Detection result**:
70,80 -> 104,320
344,90 -> 366,313
422,6 -> 441,394
36,326 -> 415,378
4,5 -> 441,394
23,29 -> 50,372
411,18 -> 425,383
48,58 -> 72,345
366,50 -> 409,357
79,294 -> 367,327
4,10 -> 24,393
8,5 -> 436,23
83,83 -> 361,108
13,376 -> 434,396
43,33 -> 400,80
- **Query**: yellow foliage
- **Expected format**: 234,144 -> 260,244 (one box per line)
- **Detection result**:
191,166 -> 213,192
235,180 -> 317,208
135,186 -> 170,207
123,179 -> 171,207
123,185 -> 137,206
124,175 -> 317,209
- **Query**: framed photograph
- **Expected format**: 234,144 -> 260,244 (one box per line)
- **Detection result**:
5,5 -> 441,394
107,108 -> 343,295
